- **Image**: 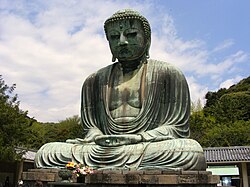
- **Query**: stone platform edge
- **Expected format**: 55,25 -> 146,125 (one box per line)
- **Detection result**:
22,168 -> 60,182
23,169 -> 219,185
85,170 -> 219,185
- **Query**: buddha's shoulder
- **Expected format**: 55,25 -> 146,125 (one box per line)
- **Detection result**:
147,59 -> 183,75
84,63 -> 114,82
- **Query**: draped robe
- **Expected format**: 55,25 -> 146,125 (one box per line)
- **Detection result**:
35,60 -> 206,170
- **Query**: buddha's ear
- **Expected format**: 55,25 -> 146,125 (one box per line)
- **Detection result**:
145,39 -> 151,59
112,55 -> 117,62
146,49 -> 150,59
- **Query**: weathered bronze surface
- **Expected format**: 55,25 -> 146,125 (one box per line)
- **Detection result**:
35,9 -> 206,171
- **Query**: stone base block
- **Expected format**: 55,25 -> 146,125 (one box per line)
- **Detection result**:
22,169 -> 60,182
47,182 -> 85,187
22,168 -> 61,187
85,170 -> 219,187
22,169 -> 219,187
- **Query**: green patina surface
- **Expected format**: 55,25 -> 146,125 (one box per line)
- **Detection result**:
35,9 -> 206,171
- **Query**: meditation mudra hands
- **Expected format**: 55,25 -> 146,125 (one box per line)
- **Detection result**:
66,135 -> 142,146
94,134 -> 142,147
66,128 -> 142,146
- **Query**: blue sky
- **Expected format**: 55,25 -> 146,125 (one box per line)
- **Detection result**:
1,0 -> 249,122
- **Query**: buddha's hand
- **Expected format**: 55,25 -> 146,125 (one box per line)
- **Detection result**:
66,128 -> 103,144
94,134 -> 142,147
82,128 -> 103,143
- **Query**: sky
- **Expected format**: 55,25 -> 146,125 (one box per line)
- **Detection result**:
1,0 -> 249,122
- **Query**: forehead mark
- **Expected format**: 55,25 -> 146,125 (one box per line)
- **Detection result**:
106,20 -> 143,34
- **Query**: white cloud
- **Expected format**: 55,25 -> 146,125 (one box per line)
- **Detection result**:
212,39 -> 234,53
196,50 -> 248,76
186,76 -> 208,105
219,76 -> 243,89
0,1 -> 153,122
1,1 -> 248,122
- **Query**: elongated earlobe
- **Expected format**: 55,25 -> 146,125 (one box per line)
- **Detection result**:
146,50 -> 150,59
112,55 -> 116,62
145,40 -> 151,59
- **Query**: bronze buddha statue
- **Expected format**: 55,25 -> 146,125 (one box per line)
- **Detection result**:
35,9 -> 206,171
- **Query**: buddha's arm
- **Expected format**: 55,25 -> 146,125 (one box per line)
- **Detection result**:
139,126 -> 183,142
66,74 -> 102,144
83,127 -> 104,142
137,61 -> 190,142
66,127 -> 103,144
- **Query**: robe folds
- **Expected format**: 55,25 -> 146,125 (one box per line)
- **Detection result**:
35,60 -> 206,170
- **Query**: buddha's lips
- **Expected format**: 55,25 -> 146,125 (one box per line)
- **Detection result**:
119,48 -> 129,54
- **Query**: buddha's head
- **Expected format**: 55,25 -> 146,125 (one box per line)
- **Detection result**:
104,9 -> 151,62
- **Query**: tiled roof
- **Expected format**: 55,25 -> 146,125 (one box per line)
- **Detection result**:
204,146 -> 250,163
15,147 -> 37,161
22,150 -> 36,161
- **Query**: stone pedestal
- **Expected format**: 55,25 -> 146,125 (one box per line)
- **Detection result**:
47,182 -> 85,187
22,168 -> 60,187
22,169 -> 219,187
85,170 -> 219,187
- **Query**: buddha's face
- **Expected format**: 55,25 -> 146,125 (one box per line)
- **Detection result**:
106,19 -> 146,62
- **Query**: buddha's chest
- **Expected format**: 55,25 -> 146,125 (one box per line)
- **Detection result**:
109,66 -> 144,110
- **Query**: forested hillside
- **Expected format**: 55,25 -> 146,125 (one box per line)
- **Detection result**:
190,76 -> 250,147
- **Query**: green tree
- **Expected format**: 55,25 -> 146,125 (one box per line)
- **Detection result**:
0,75 -> 31,161
204,76 -> 250,121
190,76 -> 250,147
20,121 -> 46,149
201,121 -> 250,147
191,99 -> 203,113
34,115 -> 83,148
54,115 -> 83,142
190,110 -> 216,145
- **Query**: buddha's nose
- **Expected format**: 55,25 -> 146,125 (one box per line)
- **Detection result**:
118,34 -> 128,46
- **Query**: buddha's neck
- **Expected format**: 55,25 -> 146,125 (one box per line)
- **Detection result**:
119,59 -> 144,74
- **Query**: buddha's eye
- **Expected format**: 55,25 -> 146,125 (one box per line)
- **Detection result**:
110,34 -> 120,40
126,32 -> 137,38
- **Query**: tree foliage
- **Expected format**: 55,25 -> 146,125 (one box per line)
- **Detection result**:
0,76 -> 83,151
190,76 -> 250,147
24,115 -> 83,149
0,75 -> 31,161
43,115 -> 83,143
